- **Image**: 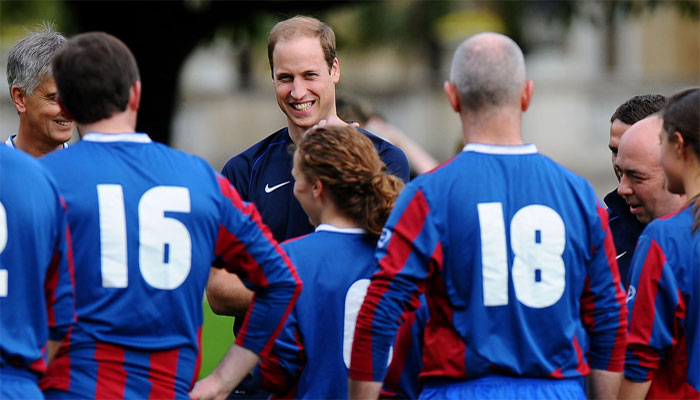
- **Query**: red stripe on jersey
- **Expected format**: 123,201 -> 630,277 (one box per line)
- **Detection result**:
63,207 -> 77,318
95,343 -> 127,399
383,309 -> 416,387
351,190 -> 430,380
549,368 -> 564,378
628,239 -> 666,370
29,345 -> 47,374
596,204 -> 628,371
421,269 -> 467,380
39,327 -> 73,391
580,277 -> 595,329
148,347 -> 179,400
647,311 -> 697,399
215,224 -> 268,286
191,326 -> 202,388
45,251 -> 60,327
573,335 -> 590,375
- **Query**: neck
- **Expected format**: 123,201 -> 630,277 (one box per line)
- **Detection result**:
461,107 -> 524,145
288,109 -> 339,145
318,201 -> 360,229
13,129 -> 63,157
78,110 -> 136,137
682,158 -> 700,201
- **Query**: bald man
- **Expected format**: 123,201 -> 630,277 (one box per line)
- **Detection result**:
348,32 -> 627,400
616,116 -> 686,224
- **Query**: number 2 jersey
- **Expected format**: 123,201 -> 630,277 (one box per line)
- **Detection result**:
0,145 -> 75,376
350,143 -> 628,383
38,133 -> 301,399
625,204 -> 700,398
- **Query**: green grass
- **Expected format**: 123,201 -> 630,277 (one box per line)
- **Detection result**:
199,300 -> 235,379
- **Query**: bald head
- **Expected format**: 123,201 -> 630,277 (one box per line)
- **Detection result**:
616,115 -> 685,223
449,32 -> 526,111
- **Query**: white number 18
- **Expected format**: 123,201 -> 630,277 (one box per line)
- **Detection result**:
478,203 -> 566,309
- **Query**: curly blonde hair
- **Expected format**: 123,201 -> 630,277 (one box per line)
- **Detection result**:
296,125 -> 404,236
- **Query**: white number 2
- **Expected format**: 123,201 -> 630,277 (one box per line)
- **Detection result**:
97,184 -> 192,290
478,203 -> 566,309
0,202 -> 7,297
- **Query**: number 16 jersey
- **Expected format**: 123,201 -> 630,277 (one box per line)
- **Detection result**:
350,143 -> 628,383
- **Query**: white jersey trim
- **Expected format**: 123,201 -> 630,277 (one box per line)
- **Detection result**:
82,132 -> 152,143
5,134 -> 69,149
315,224 -> 366,235
463,142 -> 538,155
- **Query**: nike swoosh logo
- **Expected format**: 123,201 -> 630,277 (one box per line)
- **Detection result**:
265,181 -> 291,193
616,251 -> 627,260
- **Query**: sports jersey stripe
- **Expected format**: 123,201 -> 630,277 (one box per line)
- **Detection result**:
628,239 -> 665,371
351,190 -> 430,381
39,328 -> 73,391
147,348 -> 179,399
383,309 -> 415,386
94,342 -> 127,399
596,204 -> 627,371
190,326 -> 202,387
421,267 -> 467,380
45,251 -> 60,328
28,347 -> 47,374
572,335 -> 589,375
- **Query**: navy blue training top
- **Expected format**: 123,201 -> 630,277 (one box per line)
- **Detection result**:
221,127 -> 410,243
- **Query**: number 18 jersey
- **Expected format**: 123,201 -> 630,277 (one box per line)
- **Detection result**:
350,143 -> 628,383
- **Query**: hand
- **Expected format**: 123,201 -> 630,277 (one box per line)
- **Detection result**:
189,374 -> 231,400
308,115 -> 360,134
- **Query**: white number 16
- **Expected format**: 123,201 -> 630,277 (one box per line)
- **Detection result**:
478,203 -> 566,309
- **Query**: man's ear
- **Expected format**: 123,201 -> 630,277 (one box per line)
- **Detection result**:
331,58 -> 340,84
521,80 -> 534,112
11,85 -> 27,113
444,81 -> 461,113
128,81 -> 142,111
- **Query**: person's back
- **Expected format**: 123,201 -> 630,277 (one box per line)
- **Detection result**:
349,32 -> 627,400
0,145 -> 74,398
261,228 -> 378,398
40,32 -> 301,400
383,144 -> 625,379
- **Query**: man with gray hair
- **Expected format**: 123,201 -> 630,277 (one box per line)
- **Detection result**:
6,23 -> 73,157
349,32 -> 627,399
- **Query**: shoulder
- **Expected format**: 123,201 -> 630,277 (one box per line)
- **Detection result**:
221,128 -> 291,177
358,127 -> 409,181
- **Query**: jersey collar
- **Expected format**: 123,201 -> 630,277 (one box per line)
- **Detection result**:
82,132 -> 152,143
463,142 -> 537,155
315,224 -> 366,235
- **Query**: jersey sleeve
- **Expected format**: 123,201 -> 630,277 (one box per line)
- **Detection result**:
212,175 -> 302,356
45,196 -> 76,342
580,203 -> 628,372
378,145 -> 410,183
258,306 -> 305,395
624,230 -> 681,382
350,186 -> 437,382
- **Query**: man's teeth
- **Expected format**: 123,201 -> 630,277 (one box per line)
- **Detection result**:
292,102 -> 312,111
56,121 -> 71,126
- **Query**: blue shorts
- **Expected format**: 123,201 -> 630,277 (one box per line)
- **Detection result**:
0,365 -> 44,400
420,375 -> 586,400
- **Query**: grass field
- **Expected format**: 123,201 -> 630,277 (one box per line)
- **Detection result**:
199,300 -> 235,379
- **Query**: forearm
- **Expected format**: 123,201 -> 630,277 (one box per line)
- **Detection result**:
588,368 -> 623,399
47,339 -> 61,365
348,379 -> 382,400
206,268 -> 253,316
189,344 -> 260,400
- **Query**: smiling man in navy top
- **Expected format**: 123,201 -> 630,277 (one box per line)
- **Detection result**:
209,15 -> 408,398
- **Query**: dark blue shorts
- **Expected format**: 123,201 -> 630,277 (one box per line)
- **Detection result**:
420,375 -> 586,400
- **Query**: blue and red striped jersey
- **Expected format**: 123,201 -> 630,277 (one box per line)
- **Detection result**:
0,145 -> 75,375
259,225 -> 423,398
38,132 -> 300,398
625,204 -> 700,398
350,143 -> 628,384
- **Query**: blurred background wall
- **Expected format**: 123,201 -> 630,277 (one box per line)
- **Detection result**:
1,1 -> 698,199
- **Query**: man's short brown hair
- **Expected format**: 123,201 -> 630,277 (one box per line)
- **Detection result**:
267,16 -> 336,76
52,32 -> 139,124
